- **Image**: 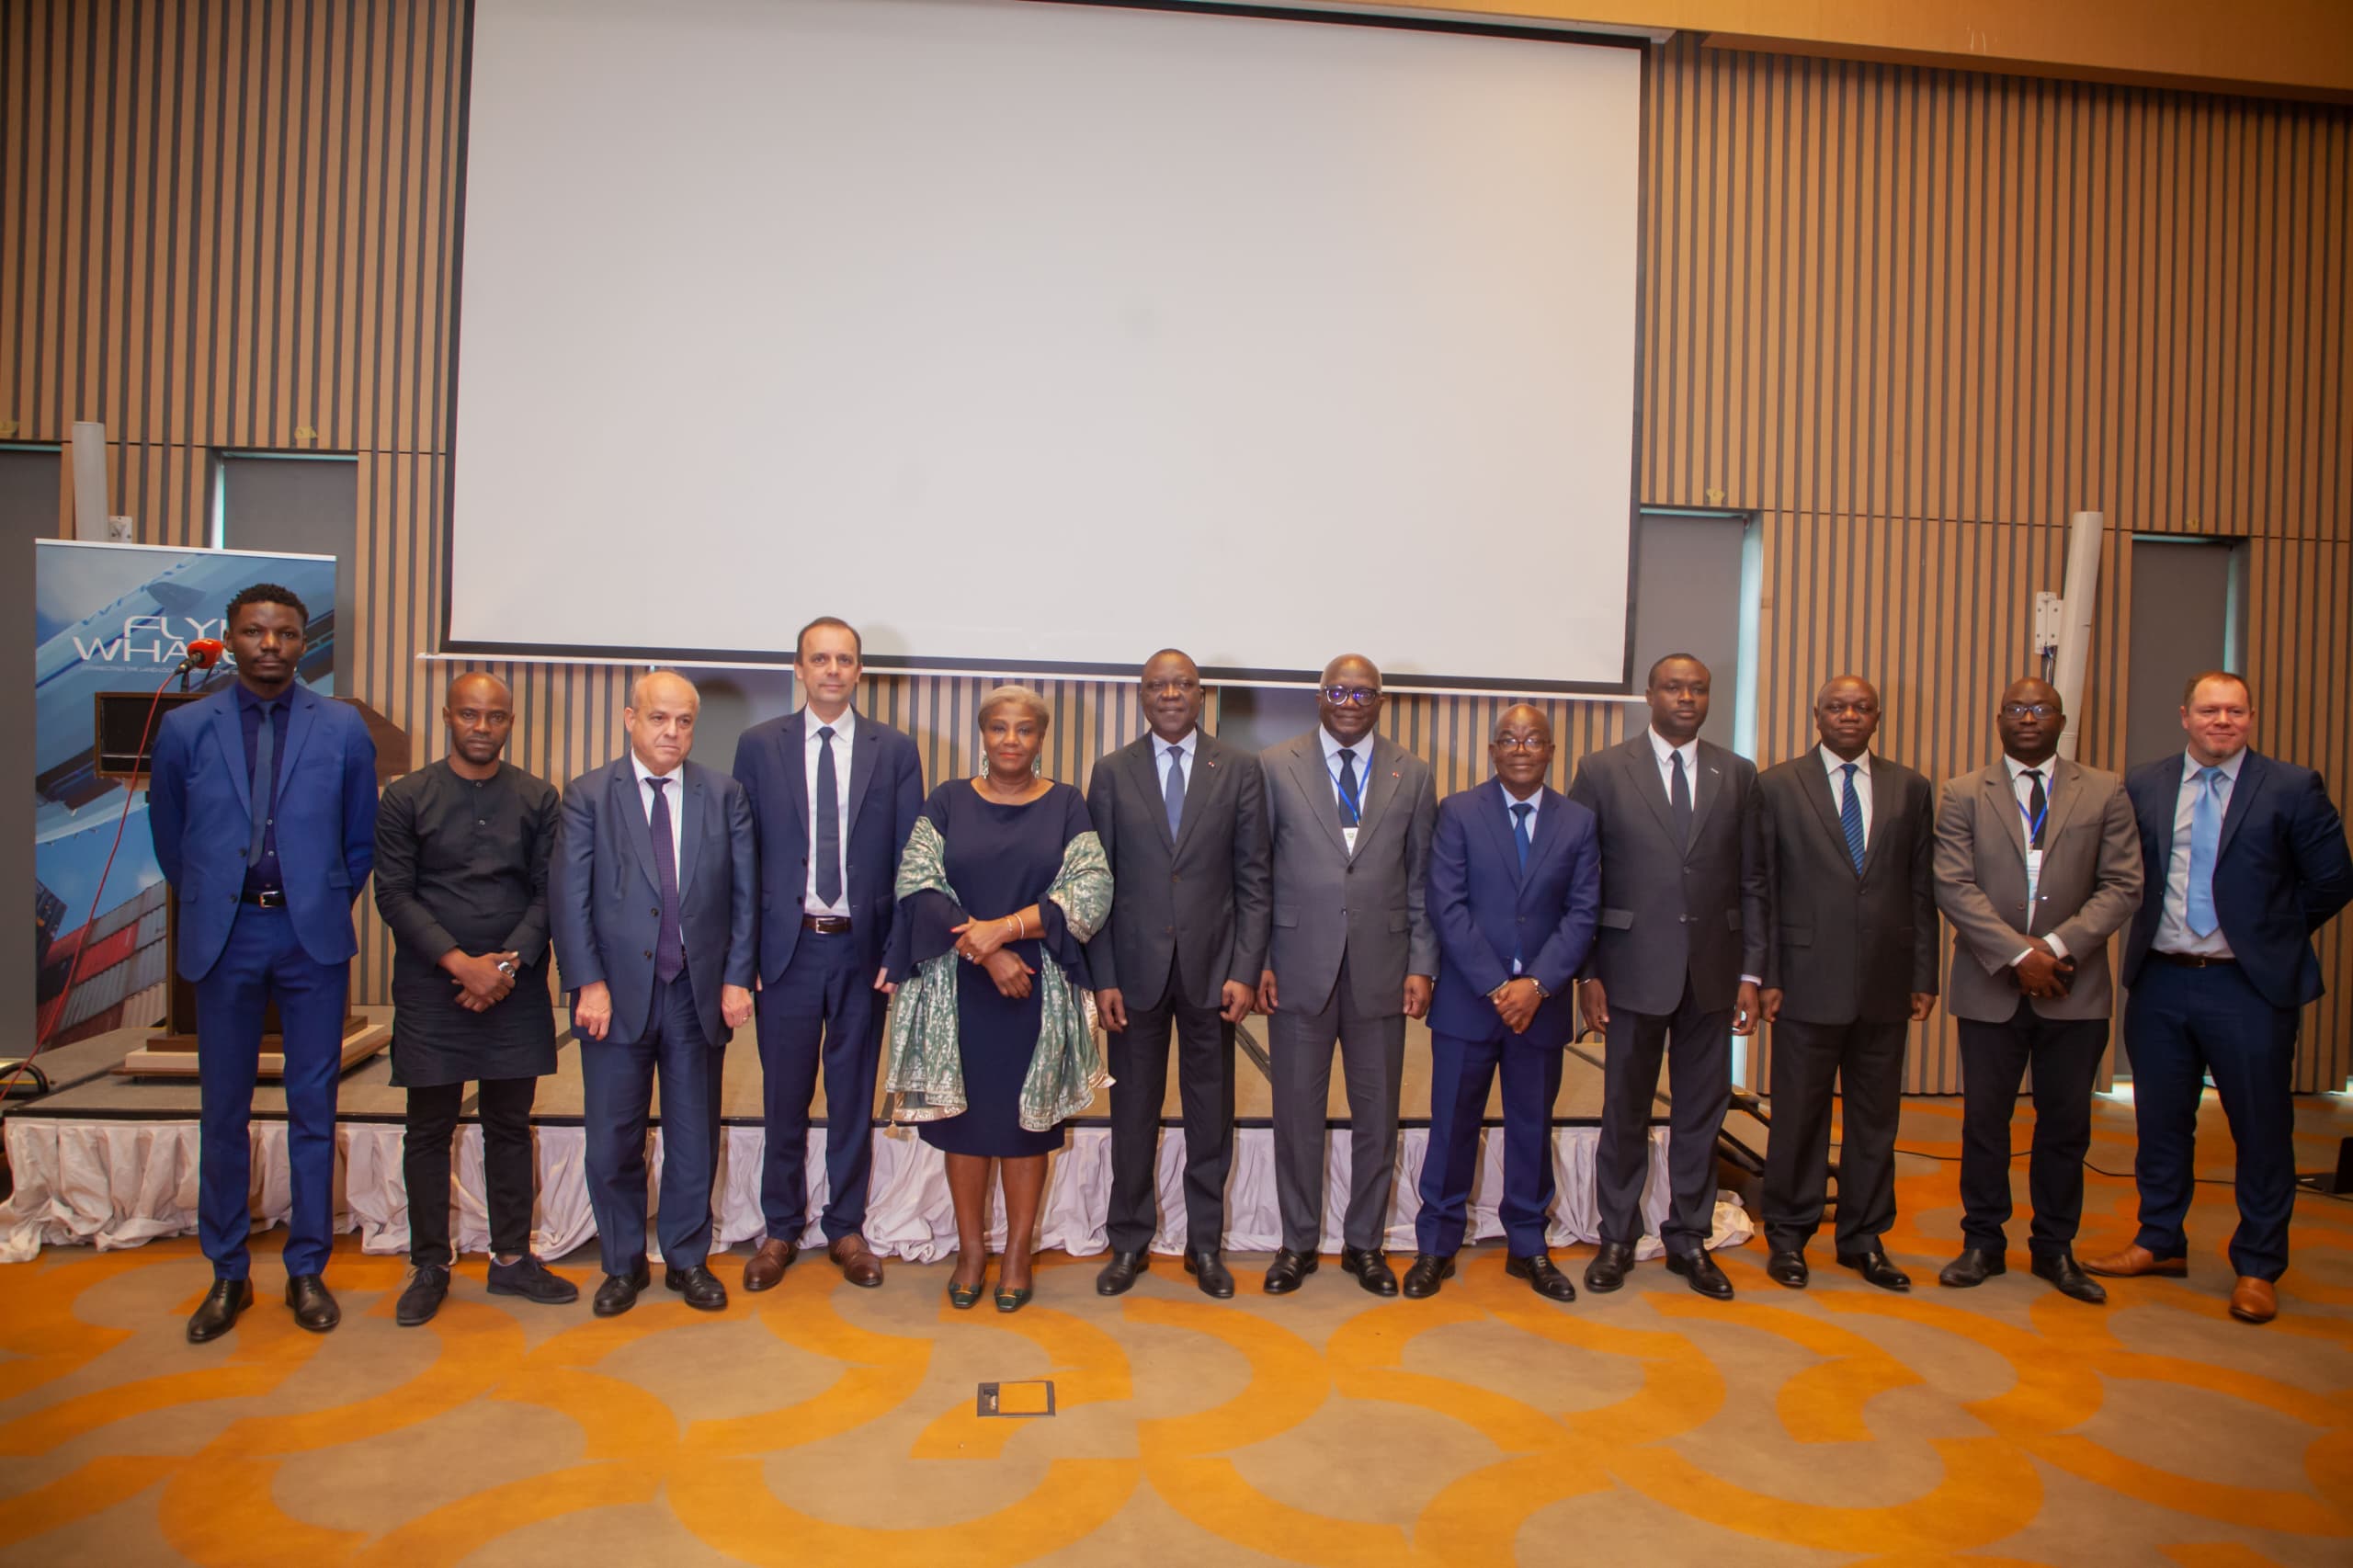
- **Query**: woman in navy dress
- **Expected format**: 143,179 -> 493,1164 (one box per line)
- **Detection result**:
886,686 -> 1110,1311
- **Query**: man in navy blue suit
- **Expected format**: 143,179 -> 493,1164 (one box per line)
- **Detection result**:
551,670 -> 757,1317
2086,672 -> 2352,1324
732,618 -> 922,1293
1407,705 -> 1598,1302
148,583 -> 378,1344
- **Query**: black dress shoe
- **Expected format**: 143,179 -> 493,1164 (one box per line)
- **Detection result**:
1263,1248 -> 1319,1295
187,1278 -> 254,1344
488,1256 -> 579,1304
1184,1250 -> 1235,1299
1837,1246 -> 1912,1293
1766,1249 -> 1810,1289
2030,1250 -> 2108,1305
1097,1249 -> 1150,1297
396,1265 -> 450,1326
285,1274 -> 341,1333
1583,1241 -> 1636,1294
1402,1253 -> 1455,1299
594,1260 -> 653,1317
1341,1246 -> 1398,1298
1665,1249 -> 1733,1301
1938,1247 -> 2007,1289
665,1264 -> 728,1312
1506,1253 -> 1576,1303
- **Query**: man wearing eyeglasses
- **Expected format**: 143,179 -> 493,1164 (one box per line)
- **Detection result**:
1933,676 -> 2142,1304
2083,673 -> 2350,1325
1086,650 -> 1269,1300
1256,654 -> 1438,1298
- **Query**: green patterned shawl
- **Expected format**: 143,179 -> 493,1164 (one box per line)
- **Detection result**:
884,812 -> 1114,1132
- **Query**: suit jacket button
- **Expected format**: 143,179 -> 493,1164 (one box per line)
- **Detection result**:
643,949 -> 653,960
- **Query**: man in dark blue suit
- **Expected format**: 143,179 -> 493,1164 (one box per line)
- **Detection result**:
2086,672 -> 2352,1324
551,670 -> 757,1316
732,617 -> 922,1293
1408,705 -> 1598,1302
148,584 -> 378,1343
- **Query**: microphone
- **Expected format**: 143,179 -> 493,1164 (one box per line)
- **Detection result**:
176,637 -> 225,674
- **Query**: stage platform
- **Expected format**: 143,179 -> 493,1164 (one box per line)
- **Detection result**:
1,1009 -> 1743,1267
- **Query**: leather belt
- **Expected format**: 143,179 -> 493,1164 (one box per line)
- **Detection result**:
240,888 -> 288,908
2149,949 -> 2234,968
801,915 -> 853,935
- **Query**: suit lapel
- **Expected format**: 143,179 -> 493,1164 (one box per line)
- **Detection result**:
1801,753 -> 1855,877
1135,738 -> 1176,854
1859,758 -> 1897,877
841,713 -> 877,846
1289,739 -> 1349,859
2040,756 -> 2086,846
780,711 -> 811,850
210,698 -> 252,818
2218,752 -> 2264,858
676,763 -> 707,901
278,686 -> 319,781
1172,733 -> 1219,858
1625,735 -> 1677,845
1685,742 -> 1724,858
1987,767 -> 2029,859
614,760 -> 661,897
1352,736 -> 1404,850
1478,778 -> 1526,889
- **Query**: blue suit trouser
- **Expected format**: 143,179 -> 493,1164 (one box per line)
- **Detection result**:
755,930 -> 883,1244
1415,1028 -> 1563,1257
581,974 -> 724,1276
192,905 -> 349,1281
2125,960 -> 2300,1281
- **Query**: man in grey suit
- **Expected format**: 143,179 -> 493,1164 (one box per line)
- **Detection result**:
1088,650 -> 1269,1301
1256,653 -> 1438,1298
1756,676 -> 1939,1293
1932,676 -> 2142,1304
551,670 -> 757,1317
1572,653 -> 1766,1301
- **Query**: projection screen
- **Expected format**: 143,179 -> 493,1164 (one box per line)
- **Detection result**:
448,0 -> 1645,692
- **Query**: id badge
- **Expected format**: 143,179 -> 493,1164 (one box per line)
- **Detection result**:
2024,847 -> 2044,908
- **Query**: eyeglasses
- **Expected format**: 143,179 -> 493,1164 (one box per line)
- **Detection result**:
2001,702 -> 2059,720
1322,687 -> 1381,707
1493,735 -> 1550,752
1143,678 -> 1199,696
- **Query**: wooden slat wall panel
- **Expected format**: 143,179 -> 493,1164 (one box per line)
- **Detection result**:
7,12 -> 2349,1085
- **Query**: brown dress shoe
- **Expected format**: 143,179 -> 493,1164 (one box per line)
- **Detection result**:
2082,1244 -> 2188,1279
742,1238 -> 796,1293
830,1234 -> 884,1289
2229,1277 -> 2278,1324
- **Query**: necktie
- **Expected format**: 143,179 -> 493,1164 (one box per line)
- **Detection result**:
1669,749 -> 1693,849
1336,748 -> 1361,828
2186,766 -> 2223,937
814,725 -> 843,906
2023,768 -> 2047,848
247,701 -> 276,874
648,777 -> 685,983
1838,762 -> 1866,872
1163,744 -> 1186,840
1510,801 -> 1534,971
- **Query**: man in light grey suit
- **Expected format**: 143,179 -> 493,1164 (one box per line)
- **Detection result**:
1256,654 -> 1438,1298
551,670 -> 758,1318
1571,653 -> 1767,1301
1932,676 -> 2142,1304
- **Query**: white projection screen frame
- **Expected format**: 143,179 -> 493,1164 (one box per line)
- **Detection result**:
447,0 -> 1647,693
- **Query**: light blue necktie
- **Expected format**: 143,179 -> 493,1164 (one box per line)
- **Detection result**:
1838,762 -> 1866,872
1163,744 -> 1186,840
2186,766 -> 2223,937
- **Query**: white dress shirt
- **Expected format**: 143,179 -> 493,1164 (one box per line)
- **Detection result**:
801,707 -> 857,916
1820,745 -> 1872,846
2153,747 -> 2243,959
1648,727 -> 1699,805
1320,726 -> 1371,855
2002,754 -> 2068,963
631,751 -> 687,873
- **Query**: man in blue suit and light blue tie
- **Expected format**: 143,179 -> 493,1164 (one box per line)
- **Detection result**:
551,670 -> 757,1317
2085,672 -> 2352,1324
1408,705 -> 1598,1301
148,584 -> 378,1344
732,617 -> 923,1294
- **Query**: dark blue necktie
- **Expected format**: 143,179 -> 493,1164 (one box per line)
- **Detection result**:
1510,801 -> 1533,971
1838,762 -> 1866,872
1163,744 -> 1186,840
814,725 -> 843,906
1669,749 -> 1693,849
1335,747 -> 1361,828
648,777 -> 684,983
246,701 -> 276,871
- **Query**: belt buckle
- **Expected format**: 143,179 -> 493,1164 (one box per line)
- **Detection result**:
256,889 -> 286,909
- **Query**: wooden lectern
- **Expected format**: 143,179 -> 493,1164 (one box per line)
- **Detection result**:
95,693 -> 410,1077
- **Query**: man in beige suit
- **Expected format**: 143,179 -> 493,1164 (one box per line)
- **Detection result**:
1932,676 -> 2143,1303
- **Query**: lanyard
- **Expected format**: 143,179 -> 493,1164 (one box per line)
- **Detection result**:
2015,784 -> 2047,848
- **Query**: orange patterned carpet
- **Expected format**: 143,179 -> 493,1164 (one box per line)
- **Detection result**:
2,1090 -> 2349,1566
